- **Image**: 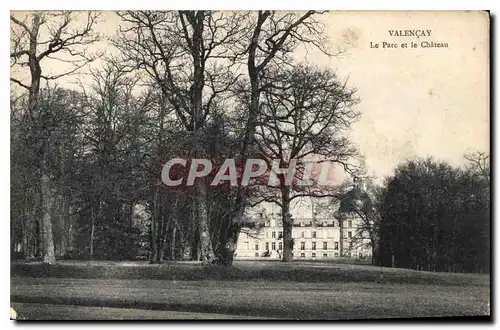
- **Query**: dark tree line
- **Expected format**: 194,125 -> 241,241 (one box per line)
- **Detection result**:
374,155 -> 490,273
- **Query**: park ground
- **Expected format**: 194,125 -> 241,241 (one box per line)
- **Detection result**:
10,260 -> 491,320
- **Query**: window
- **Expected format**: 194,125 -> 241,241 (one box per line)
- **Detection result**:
300,242 -> 305,250
272,242 -> 276,251
278,242 -> 283,250
301,231 -> 305,238
265,242 -> 269,251
312,253 -> 316,258
323,253 -> 328,258
348,231 -> 352,239
332,221 -> 335,227
312,231 -> 317,239
323,242 -> 328,250
334,242 -> 339,250
300,252 -> 305,258
255,243 -> 259,251
255,252 -> 259,257
272,231 -> 276,238
278,231 -> 283,239
334,252 -> 339,256
312,242 -> 316,250
348,220 -> 352,228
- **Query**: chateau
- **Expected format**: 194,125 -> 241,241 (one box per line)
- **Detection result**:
234,200 -> 372,260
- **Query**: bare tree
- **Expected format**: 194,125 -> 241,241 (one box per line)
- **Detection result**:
114,10 -> 244,263
10,11 -> 100,263
464,151 -> 490,180
220,11 -> 338,265
336,178 -> 383,264
252,64 -> 360,261
114,10 -> 336,265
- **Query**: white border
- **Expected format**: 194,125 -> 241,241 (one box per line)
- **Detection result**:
3,1 -> 497,330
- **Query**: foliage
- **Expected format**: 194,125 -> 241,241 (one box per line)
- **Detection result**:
376,157 -> 490,273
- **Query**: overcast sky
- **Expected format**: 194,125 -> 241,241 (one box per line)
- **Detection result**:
315,11 -> 489,179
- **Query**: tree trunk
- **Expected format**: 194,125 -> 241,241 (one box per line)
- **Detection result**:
183,11 -> 215,265
27,14 -> 55,265
60,194 -> 70,256
150,188 -> 159,264
213,13 -> 269,266
197,182 -> 214,264
90,205 -> 95,260
128,202 -> 134,232
339,219 -> 344,257
282,189 -> 293,262
171,226 -> 177,260
190,204 -> 199,261
158,214 -> 169,263
22,204 -> 35,261
40,172 -> 56,264
22,220 -> 30,261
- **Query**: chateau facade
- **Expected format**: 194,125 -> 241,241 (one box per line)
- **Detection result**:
234,213 -> 372,260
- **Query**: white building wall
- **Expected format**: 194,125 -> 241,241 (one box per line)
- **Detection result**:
236,196 -> 372,261
235,219 -> 372,260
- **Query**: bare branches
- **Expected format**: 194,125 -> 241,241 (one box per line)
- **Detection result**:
257,64 -> 360,184
36,11 -> 100,61
10,11 -> 101,93
10,15 -> 32,36
114,11 -> 244,133
464,151 -> 490,178
10,77 -> 31,90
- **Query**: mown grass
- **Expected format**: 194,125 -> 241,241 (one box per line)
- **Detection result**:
11,261 -> 490,320
11,278 -> 490,320
11,260 -> 490,286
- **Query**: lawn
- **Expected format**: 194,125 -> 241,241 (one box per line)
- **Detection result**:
10,260 -> 491,320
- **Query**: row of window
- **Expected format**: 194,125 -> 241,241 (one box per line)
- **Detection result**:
265,230 -> 353,240
253,252 -> 341,258
256,241 -> 342,251
261,242 -> 283,251
300,241 -> 340,250
263,220 -> 354,230
270,231 -> 283,239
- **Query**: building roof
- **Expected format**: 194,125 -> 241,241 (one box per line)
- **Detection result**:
338,185 -> 372,214
245,217 -> 338,228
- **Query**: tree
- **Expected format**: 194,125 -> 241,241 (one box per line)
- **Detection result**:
336,178 -> 383,263
72,60 -> 148,260
114,10 -> 244,263
464,151 -> 490,180
220,11 -> 336,265
114,10 -> 334,265
253,64 -> 360,262
10,11 -> 100,263
376,157 -> 490,273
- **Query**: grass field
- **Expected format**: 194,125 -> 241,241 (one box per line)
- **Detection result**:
10,260 -> 491,320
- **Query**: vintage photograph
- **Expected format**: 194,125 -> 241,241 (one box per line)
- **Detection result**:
10,10 -> 490,320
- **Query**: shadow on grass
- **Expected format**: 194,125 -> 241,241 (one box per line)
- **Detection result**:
11,261 -> 489,286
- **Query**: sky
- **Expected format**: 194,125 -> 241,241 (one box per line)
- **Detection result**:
11,11 -> 490,183
311,11 -> 490,179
